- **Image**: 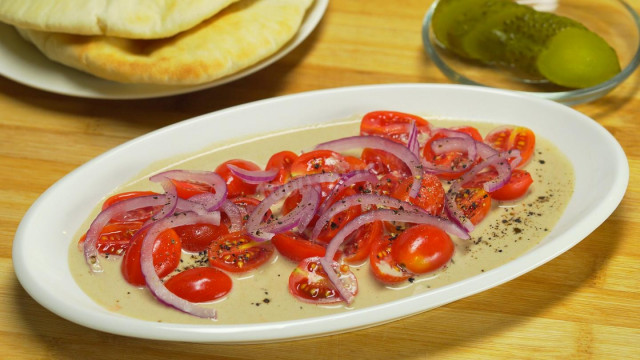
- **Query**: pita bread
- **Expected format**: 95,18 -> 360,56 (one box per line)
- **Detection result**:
16,0 -> 314,85
0,0 -> 238,39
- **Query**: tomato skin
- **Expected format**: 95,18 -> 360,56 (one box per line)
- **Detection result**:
468,169 -> 534,201
101,191 -> 160,223
271,232 -> 330,262
78,221 -> 144,255
164,267 -> 232,303
391,224 -> 454,274
369,235 -> 412,284
215,159 -> 261,198
485,126 -> 535,167
391,174 -> 445,216
207,231 -> 274,273
121,227 -> 182,287
288,257 -> 358,304
290,150 -> 349,177
102,191 -> 158,210
374,173 -> 401,196
343,220 -> 383,264
266,151 -> 298,186
173,223 -> 229,253
455,186 -> 492,225
360,110 -> 431,143
361,148 -> 411,176
422,132 -> 477,180
171,179 -> 215,200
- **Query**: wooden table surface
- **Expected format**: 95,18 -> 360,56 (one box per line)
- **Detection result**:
2,1 -> 639,359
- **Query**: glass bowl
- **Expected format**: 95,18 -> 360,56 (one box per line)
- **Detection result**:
422,0 -> 640,105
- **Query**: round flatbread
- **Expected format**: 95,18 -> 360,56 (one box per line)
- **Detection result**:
16,0 -> 314,85
0,0 -> 239,39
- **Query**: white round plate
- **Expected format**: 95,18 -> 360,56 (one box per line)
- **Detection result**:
0,0 -> 328,100
13,84 -> 628,343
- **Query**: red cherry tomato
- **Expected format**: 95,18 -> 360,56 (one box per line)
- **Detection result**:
173,223 -> 229,253
78,221 -> 144,255
374,173 -> 402,196
369,235 -> 412,284
422,129 -> 480,180
485,126 -> 535,167
288,257 -> 358,304
290,150 -> 350,177
207,231 -> 274,273
391,174 -> 445,216
342,220 -> 383,264
361,148 -> 411,176
265,150 -> 298,186
164,267 -> 232,303
455,186 -> 492,225
215,159 -> 262,198
101,191 -> 161,223
171,179 -> 215,200
121,227 -> 182,286
271,231 -> 331,262
391,224 -> 454,274
360,110 -> 431,143
314,187 -> 363,244
469,169 -> 534,201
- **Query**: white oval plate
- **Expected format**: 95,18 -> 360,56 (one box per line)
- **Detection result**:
13,84 -> 628,343
0,0 -> 327,100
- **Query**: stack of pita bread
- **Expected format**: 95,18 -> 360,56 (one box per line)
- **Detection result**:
0,0 -> 313,85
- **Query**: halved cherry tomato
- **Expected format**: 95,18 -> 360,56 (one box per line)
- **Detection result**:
288,257 -> 358,304
173,223 -> 229,253
374,173 -> 402,196
265,150 -> 298,186
391,224 -> 454,274
343,220 -> 383,264
422,130 -> 480,180
391,174 -> 445,216
271,231 -> 330,262
361,148 -> 411,176
171,179 -> 214,200
290,150 -> 350,177
121,227 -> 182,286
215,159 -> 262,198
164,267 -> 232,303
102,191 -> 160,223
369,235 -> 412,284
207,231 -> 274,273
455,187 -> 492,225
485,126 -> 535,167
469,169 -> 534,201
360,110 -> 431,143
78,221 -> 144,255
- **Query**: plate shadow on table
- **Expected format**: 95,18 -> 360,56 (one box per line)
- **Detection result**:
11,218 -> 623,360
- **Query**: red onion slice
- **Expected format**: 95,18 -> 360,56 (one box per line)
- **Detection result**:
316,170 -> 378,216
226,164 -> 278,184
219,199 -> 243,232
311,193 -> 428,241
83,194 -> 175,272
407,120 -> 420,157
246,173 -> 341,241
318,257 -> 357,305
262,185 -> 321,234
150,169 -> 227,211
315,136 -> 423,198
140,212 -> 221,319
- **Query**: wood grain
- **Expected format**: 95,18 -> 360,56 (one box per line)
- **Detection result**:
1,0 -> 639,358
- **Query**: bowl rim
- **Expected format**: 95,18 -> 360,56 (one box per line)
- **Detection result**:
421,0 -> 640,106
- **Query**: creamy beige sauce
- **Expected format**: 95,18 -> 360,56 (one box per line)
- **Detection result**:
69,118 -> 574,325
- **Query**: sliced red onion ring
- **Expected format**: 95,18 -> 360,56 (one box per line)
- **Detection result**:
430,137 -> 478,162
407,120 -> 420,158
246,173 -> 341,241
83,194 -> 176,272
220,199 -> 243,232
140,212 -> 221,319
150,169 -> 227,211
315,136 -> 423,198
316,170 -> 378,216
262,185 -> 321,234
311,193 -> 428,241
226,164 -> 278,184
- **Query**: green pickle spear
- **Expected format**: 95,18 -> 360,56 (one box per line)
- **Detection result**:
432,0 -> 621,88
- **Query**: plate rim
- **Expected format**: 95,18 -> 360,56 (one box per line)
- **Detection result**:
0,0 -> 328,100
12,83 -> 629,343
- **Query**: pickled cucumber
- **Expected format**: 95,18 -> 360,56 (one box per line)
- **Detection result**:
431,0 -> 621,88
